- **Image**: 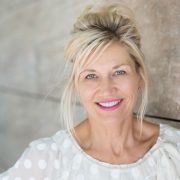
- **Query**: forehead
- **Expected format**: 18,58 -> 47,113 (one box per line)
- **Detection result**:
82,42 -> 135,71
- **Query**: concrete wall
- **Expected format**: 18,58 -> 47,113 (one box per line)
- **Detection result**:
0,0 -> 179,172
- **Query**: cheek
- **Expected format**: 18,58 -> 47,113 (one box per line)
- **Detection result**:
116,78 -> 139,96
78,80 -> 99,96
116,78 -> 139,110
78,84 -> 95,105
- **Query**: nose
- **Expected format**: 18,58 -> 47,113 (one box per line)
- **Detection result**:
99,76 -> 116,95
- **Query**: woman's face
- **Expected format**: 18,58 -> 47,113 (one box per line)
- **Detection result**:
77,42 -> 142,122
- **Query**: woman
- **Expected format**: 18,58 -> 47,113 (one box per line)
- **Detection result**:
0,3 -> 179,180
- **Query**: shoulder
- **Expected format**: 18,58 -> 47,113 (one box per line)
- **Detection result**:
155,124 -> 180,178
27,129 -> 75,158
11,129 -> 70,166
29,129 -> 68,152
0,130 -> 70,178
141,121 -> 180,147
18,129 -> 69,164
160,123 -> 180,147
157,123 -> 180,166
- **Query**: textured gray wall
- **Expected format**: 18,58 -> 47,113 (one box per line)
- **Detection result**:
0,0 -> 179,173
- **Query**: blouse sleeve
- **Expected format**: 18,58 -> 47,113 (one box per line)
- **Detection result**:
0,137 -> 61,180
157,125 -> 180,180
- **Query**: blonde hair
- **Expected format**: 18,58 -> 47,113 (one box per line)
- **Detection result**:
61,3 -> 148,136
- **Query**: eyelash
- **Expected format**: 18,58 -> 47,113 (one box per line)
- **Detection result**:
85,74 -> 97,79
84,70 -> 126,80
115,70 -> 126,75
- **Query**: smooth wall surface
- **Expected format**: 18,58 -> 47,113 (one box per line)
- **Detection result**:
0,0 -> 179,172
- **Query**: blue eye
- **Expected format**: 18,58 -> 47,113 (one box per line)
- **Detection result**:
85,74 -> 97,79
115,70 -> 126,75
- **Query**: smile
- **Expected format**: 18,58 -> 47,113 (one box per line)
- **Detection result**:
96,99 -> 123,111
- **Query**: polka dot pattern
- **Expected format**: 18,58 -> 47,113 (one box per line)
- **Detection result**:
73,154 -> 82,164
0,125 -> 179,180
51,143 -> 58,151
37,143 -> 47,151
38,160 -> 47,170
61,171 -> 69,179
63,139 -> 71,149
24,159 -> 32,169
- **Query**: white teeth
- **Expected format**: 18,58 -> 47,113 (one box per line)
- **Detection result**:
98,100 -> 121,108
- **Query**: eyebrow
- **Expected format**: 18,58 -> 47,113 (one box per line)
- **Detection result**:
80,70 -> 96,74
113,64 -> 131,69
80,64 -> 131,74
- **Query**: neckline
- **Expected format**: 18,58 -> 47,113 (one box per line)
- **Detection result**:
65,123 -> 163,169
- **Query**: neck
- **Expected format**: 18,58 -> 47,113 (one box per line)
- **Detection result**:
81,114 -> 139,154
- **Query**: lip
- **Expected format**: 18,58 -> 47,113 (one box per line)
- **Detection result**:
96,99 -> 123,111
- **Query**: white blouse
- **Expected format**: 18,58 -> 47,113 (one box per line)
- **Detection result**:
0,123 -> 180,180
